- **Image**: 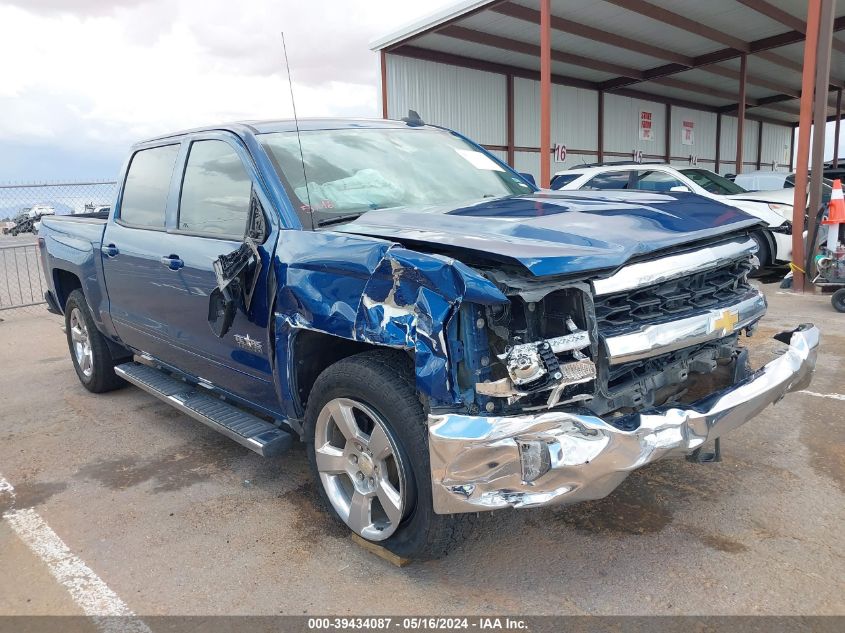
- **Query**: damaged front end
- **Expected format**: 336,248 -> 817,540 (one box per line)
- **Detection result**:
432,235 -> 820,513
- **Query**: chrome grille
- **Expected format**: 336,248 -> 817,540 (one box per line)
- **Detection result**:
593,257 -> 754,333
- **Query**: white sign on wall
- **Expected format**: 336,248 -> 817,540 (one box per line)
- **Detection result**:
639,110 -> 654,141
633,149 -> 643,163
681,120 -> 695,146
553,144 -> 567,163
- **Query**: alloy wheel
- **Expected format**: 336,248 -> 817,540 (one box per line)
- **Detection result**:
69,308 -> 93,378
314,397 -> 407,541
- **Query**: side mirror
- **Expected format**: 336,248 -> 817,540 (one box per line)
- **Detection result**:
669,185 -> 691,193
519,172 -> 536,186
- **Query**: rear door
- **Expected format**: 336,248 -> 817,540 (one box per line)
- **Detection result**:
101,142 -> 181,359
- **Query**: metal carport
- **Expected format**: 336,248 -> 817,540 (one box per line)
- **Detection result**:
372,0 -> 844,290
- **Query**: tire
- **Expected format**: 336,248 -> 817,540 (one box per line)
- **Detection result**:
304,350 -> 473,560
832,288 -> 845,313
750,231 -> 770,272
64,289 -> 127,393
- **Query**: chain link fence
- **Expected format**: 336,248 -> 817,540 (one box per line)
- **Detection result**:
0,181 -> 117,315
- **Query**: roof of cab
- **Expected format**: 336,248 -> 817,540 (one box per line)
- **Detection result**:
137,118 -> 419,144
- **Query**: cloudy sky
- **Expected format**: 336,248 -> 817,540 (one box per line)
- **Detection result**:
2,0 -> 841,183
0,0 -> 454,181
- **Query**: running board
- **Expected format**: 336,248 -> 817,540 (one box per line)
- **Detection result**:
114,362 -> 293,457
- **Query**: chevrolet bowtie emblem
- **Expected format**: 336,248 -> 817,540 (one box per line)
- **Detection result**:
712,309 -> 739,334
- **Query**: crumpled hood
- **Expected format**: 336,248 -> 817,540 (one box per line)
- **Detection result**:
336,190 -> 761,277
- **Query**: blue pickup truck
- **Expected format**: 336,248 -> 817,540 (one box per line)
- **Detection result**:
38,118 -> 819,559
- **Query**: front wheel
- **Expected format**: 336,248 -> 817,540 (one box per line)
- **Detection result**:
304,350 -> 473,560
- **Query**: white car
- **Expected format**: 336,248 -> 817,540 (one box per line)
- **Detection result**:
552,163 -> 795,267
26,204 -> 55,219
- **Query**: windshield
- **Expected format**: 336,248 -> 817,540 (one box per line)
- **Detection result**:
679,168 -> 747,194
260,128 -> 532,227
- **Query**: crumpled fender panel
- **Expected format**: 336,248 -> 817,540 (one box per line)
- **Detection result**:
271,231 -> 508,419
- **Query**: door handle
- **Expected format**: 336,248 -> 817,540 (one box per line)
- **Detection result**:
160,254 -> 184,270
101,244 -> 119,257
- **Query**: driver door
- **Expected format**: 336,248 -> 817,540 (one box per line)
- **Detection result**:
156,134 -> 279,410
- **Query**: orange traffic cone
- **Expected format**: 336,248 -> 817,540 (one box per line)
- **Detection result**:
823,179 -> 845,251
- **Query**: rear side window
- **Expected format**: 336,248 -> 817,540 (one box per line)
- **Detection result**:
633,170 -> 684,192
120,144 -> 180,228
583,171 -> 633,190
178,140 -> 252,237
550,173 -> 580,190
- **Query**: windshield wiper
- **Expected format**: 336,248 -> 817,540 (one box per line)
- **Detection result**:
314,213 -> 363,228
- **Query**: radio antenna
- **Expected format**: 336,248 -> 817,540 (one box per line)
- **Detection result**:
281,31 -> 313,226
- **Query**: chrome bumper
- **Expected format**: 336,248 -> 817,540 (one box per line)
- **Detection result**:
428,325 -> 819,515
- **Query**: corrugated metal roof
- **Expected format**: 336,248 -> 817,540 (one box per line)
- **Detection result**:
372,0 -> 845,125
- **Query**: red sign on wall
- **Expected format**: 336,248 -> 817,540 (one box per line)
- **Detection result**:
639,110 -> 653,141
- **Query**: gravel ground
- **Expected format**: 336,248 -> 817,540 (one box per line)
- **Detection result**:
0,281 -> 843,616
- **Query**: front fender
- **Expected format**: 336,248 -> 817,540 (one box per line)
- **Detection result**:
271,230 -> 508,417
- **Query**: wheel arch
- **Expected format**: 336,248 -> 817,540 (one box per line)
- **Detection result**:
751,229 -> 774,267
52,268 -> 83,310
289,329 -> 407,421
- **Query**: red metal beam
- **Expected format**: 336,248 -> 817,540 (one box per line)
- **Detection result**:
715,112 -> 722,173
789,125 -> 795,171
599,13 -> 845,92
805,0 -> 836,292
650,76 -> 759,104
438,25 -> 644,78
736,0 -> 805,32
738,0 -> 845,54
540,0 -> 551,188
598,90 -> 605,163
792,0 -> 822,292
380,50 -> 388,119
603,0 -> 749,51
390,45 -> 598,90
736,54 -> 747,175
491,1 -> 693,66
506,74 -> 515,167
699,65 -> 800,98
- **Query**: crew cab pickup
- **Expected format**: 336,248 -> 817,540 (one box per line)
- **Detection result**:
38,119 -> 819,560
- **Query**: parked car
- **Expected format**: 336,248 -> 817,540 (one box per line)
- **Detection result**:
38,119 -> 818,560
26,204 -> 55,219
552,163 -> 795,268
734,170 -> 833,205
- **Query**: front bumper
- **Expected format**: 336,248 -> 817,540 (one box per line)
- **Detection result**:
429,325 -> 819,515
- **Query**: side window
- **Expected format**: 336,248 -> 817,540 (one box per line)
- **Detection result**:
119,144 -> 180,228
550,173 -> 581,190
582,171 -> 633,190
179,140 -> 252,237
633,170 -> 684,192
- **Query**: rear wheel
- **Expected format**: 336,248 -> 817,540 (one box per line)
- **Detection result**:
65,290 -> 126,393
832,288 -> 845,313
304,350 -> 473,560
